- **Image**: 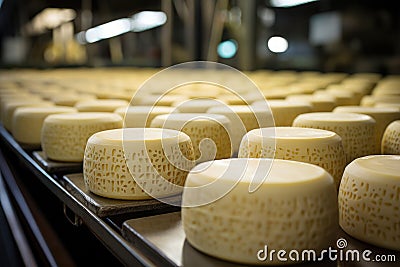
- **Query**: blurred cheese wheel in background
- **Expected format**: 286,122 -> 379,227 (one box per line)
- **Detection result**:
41,112 -> 123,162
151,113 -> 232,163
49,93 -> 96,107
254,100 -> 312,126
333,106 -> 400,154
12,106 -> 77,146
173,99 -> 223,113
286,94 -> 337,112
293,112 -> 376,164
75,99 -> 128,112
207,105 -> 273,153
338,155 -> 400,251
1,100 -> 54,131
182,158 -> 338,265
381,120 -> 400,154
84,128 -> 194,200
115,106 -> 175,127
238,127 -> 346,188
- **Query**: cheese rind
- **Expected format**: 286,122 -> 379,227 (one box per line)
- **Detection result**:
84,128 -> 195,200
338,155 -> 400,250
182,158 -> 338,265
293,112 -> 376,163
239,127 -> 346,188
41,112 -> 123,162
381,120 -> 400,154
151,113 -> 232,163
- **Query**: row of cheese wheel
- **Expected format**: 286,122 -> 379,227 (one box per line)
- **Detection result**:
1,68 -> 400,266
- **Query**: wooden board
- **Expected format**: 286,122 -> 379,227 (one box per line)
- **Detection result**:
32,151 -> 83,174
62,173 -> 181,217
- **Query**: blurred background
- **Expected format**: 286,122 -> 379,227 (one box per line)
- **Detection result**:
0,0 -> 399,74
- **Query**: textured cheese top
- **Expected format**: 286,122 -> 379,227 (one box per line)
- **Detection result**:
295,112 -> 374,122
188,158 -> 330,185
345,155 -> 399,182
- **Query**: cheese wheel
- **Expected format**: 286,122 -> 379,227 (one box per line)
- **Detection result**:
314,90 -> 357,106
84,128 -> 195,200
338,155 -> 400,250
41,112 -> 123,162
182,158 -> 338,265
239,127 -> 346,188
12,106 -> 77,145
173,99 -> 222,113
207,105 -> 273,153
151,113 -> 232,163
1,100 -> 54,131
258,100 -> 313,126
49,93 -> 96,106
333,106 -> 400,153
286,94 -> 337,112
114,106 -> 175,128
75,99 -> 128,112
381,120 -> 400,154
293,112 -> 376,164
138,94 -> 188,106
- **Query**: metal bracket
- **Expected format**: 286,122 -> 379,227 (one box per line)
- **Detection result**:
63,204 -> 82,227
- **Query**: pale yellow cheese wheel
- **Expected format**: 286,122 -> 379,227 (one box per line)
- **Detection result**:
381,120 -> 400,154
114,106 -> 175,127
12,106 -> 77,145
285,94 -> 337,112
261,100 -> 313,126
207,105 -> 273,153
293,112 -> 376,163
333,106 -> 400,154
238,127 -> 346,188
1,100 -> 54,131
338,155 -> 400,250
41,112 -> 123,162
84,128 -> 195,200
151,113 -> 232,163
182,158 -> 338,265
75,99 -> 128,112
173,99 -> 223,113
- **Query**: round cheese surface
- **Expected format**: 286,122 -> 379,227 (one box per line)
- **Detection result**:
293,112 -> 376,163
182,158 -> 338,265
338,155 -> 400,250
41,112 -> 123,162
239,127 -> 346,188
151,113 -> 232,163
84,128 -> 195,200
